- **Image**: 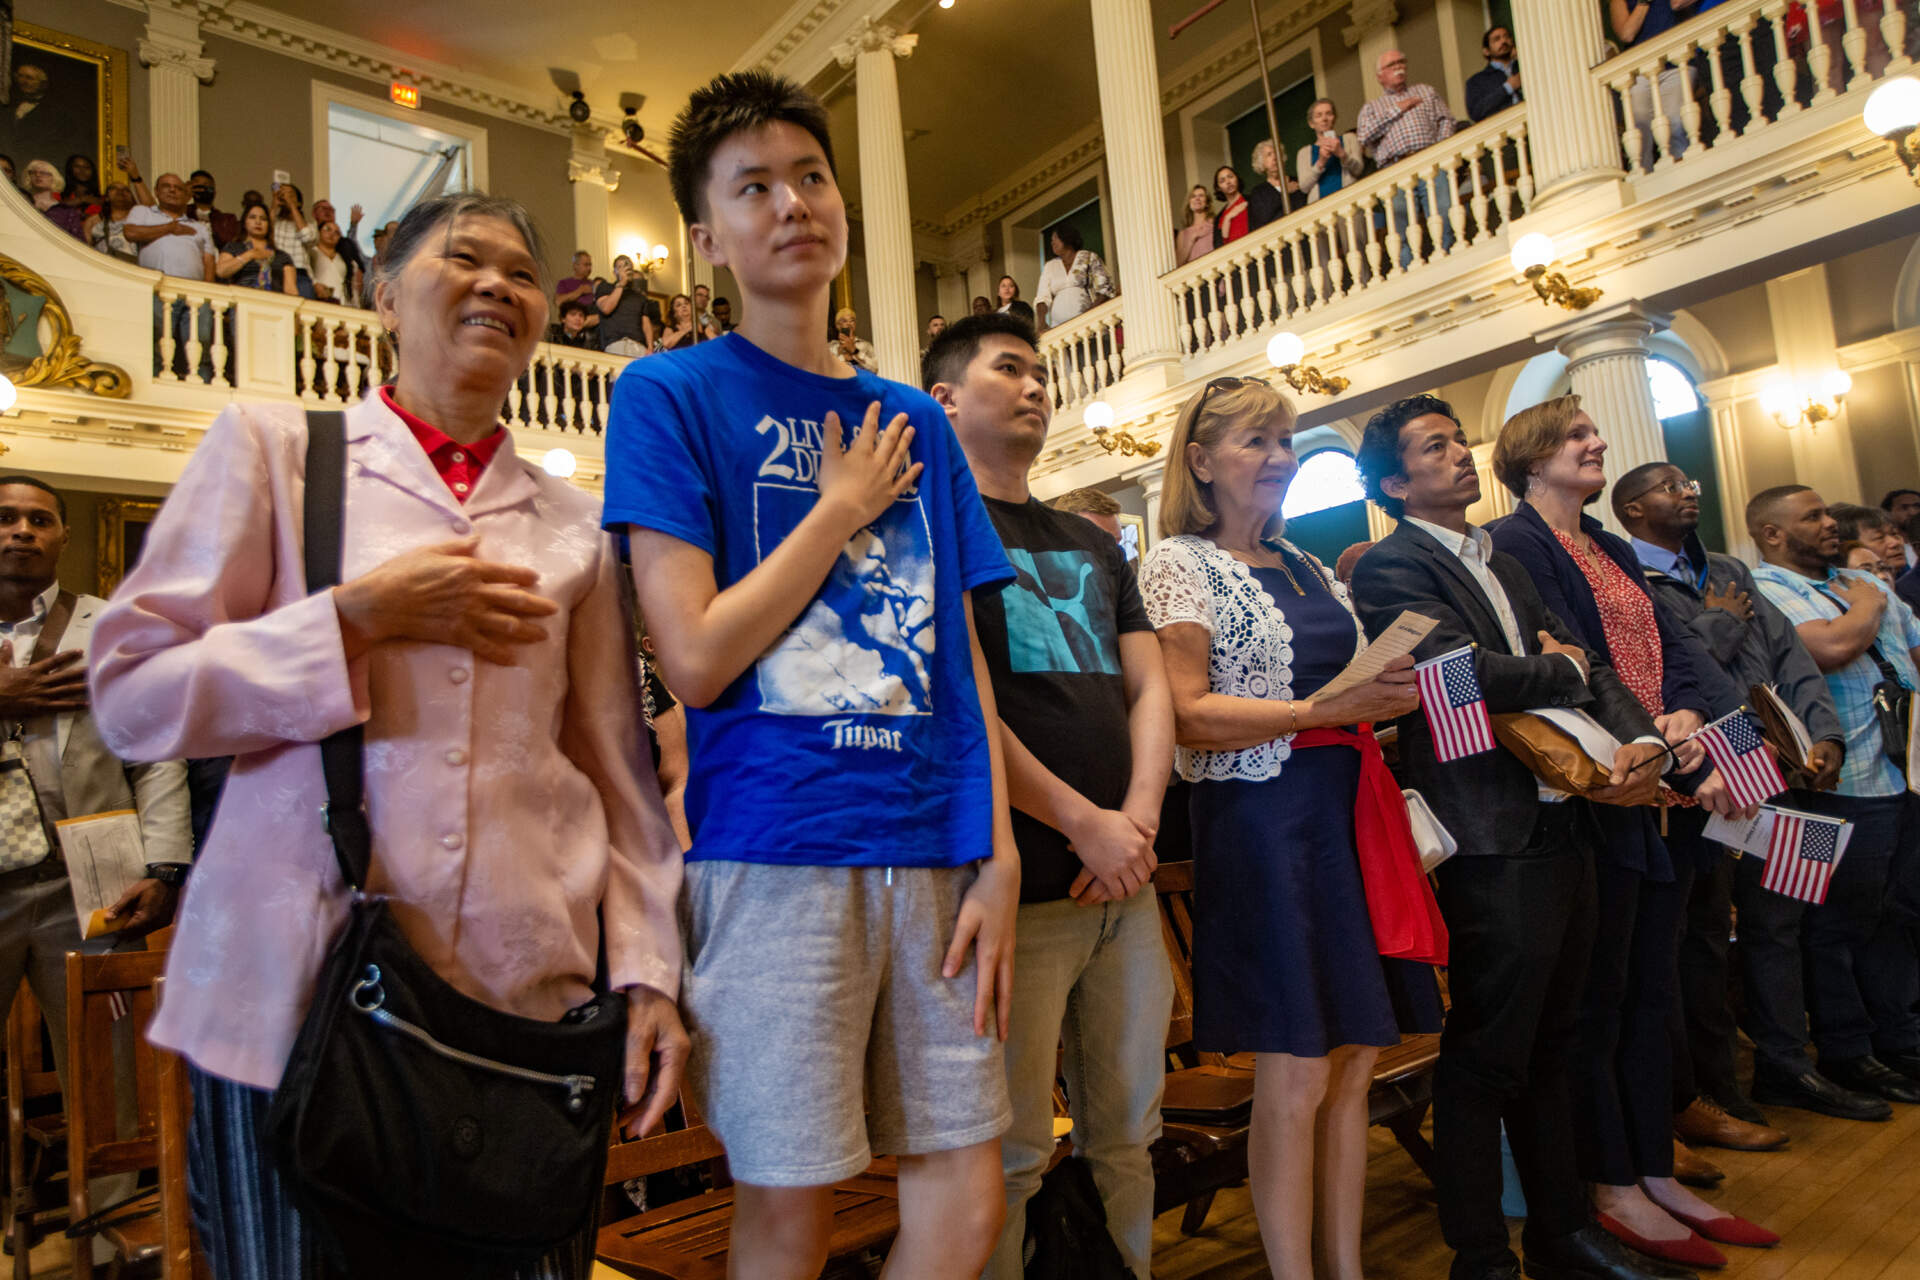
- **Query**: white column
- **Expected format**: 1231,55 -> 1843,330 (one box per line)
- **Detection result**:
833,19 -> 920,385
566,128 -> 619,270
1508,0 -> 1630,207
139,2 -> 215,179
1766,266 -> 1860,504
1346,1 -> 1402,79
934,265 -> 968,323
1548,302 -> 1671,535
964,258 -> 993,312
1137,461 -> 1167,548
1089,0 -> 1181,373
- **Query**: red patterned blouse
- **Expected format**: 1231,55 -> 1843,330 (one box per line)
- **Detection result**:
1550,526 -> 1665,717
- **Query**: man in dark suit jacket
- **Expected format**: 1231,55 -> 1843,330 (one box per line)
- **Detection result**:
1351,397 -> 1685,1280
1466,25 -> 1523,123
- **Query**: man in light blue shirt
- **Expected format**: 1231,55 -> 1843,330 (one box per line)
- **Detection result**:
1745,484 -> 1920,1118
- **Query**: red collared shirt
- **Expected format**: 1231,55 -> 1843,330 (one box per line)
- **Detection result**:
379,385 -> 506,503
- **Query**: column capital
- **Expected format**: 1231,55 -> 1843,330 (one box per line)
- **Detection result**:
1343,0 -> 1400,48
832,18 -> 918,68
1541,300 -> 1672,367
567,157 -> 621,192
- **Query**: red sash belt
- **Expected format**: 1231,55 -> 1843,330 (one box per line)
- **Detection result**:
1291,724 -> 1449,966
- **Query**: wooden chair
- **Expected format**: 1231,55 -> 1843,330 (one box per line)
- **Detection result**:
594,1097 -> 900,1279
1149,862 -> 1254,1237
6,983 -> 68,1279
63,949 -> 167,1280
150,978 -> 205,1280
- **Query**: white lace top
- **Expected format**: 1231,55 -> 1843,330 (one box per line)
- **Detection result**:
1140,533 -> 1363,783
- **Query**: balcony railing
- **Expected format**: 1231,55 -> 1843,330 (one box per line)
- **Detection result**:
148,277 -> 628,435
1597,0 -> 1915,176
1036,296 -> 1125,410
1161,111 -> 1534,358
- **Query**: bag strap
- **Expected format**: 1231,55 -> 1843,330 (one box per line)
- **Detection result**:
303,410 -> 370,892
1811,583 -> 1912,692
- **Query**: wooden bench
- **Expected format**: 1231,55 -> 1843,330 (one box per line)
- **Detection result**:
594,1099 -> 899,1279
1149,860 -> 1445,1234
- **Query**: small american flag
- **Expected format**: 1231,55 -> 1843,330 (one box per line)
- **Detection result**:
1761,810 -> 1846,904
1697,710 -> 1787,808
1415,645 -> 1494,762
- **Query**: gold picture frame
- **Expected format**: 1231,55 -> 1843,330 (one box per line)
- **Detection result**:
2,23 -> 130,184
96,498 -> 162,598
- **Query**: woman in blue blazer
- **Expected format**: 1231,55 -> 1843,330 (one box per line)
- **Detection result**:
1490,396 -> 1770,1268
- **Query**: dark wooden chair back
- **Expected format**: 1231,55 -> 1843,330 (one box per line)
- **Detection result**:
7,982 -> 66,1280
64,949 -> 166,1280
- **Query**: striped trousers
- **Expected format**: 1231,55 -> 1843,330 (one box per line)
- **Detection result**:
187,1066 -> 596,1280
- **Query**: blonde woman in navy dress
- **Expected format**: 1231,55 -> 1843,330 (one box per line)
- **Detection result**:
1141,377 -> 1439,1280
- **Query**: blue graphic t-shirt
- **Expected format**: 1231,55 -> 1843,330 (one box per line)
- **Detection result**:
602,334 -> 1013,867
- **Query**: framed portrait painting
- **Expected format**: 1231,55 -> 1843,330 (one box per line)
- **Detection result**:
0,23 -> 130,187
96,497 -> 161,598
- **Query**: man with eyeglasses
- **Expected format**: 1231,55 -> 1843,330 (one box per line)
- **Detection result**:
1614,464 -> 1847,1146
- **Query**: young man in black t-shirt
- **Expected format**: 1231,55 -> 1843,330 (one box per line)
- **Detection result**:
927,314 -> 1174,1279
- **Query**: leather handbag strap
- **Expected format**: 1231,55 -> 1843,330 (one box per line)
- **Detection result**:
303,410 -> 371,892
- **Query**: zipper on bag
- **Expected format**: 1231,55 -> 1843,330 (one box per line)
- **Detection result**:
349,964 -> 596,1113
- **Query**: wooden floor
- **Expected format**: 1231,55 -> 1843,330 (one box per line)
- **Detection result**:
1151,1097 -> 1920,1279
21,1098 -> 1920,1278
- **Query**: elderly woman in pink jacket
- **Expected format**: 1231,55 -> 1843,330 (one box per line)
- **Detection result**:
89,193 -> 685,1280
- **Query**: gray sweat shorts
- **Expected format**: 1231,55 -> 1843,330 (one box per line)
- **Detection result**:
679,860 -> 1012,1187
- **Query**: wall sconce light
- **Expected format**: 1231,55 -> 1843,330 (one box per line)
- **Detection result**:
1265,332 -> 1349,395
1084,399 -> 1160,457
1865,77 -> 1920,182
1509,232 -> 1603,311
1760,371 -> 1851,429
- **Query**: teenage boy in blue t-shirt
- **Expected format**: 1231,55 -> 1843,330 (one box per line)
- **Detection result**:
601,72 -> 1020,1280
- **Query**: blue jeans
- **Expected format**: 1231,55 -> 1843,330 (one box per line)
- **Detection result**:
1378,172 -> 1455,269
984,890 -> 1173,1280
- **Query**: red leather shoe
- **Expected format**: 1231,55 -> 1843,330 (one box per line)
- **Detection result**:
1597,1212 -> 1729,1269
1666,1207 -> 1781,1248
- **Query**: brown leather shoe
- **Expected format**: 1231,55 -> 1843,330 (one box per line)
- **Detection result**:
1675,1097 -> 1790,1152
1672,1137 -> 1725,1188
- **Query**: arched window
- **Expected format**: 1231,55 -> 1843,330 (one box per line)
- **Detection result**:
1283,449 -> 1367,519
1649,357 -> 1701,420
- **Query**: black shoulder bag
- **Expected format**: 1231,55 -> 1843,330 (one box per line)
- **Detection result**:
264,410 -> 628,1265
1814,582 -> 1912,768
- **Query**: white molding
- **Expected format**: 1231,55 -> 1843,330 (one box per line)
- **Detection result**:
308,80 -> 492,206
105,0 -> 575,133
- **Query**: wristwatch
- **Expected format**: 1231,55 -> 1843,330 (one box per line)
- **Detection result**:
144,862 -> 189,887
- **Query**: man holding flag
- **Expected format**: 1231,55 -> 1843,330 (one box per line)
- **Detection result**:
1615,460 -> 1844,1135
1352,398 -> 1687,1280
1748,485 -> 1920,1115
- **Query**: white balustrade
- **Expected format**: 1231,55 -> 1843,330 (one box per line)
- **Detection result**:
1036,299 -> 1127,411
139,275 -> 628,432
1163,113 -> 1534,356
1598,0 -> 1913,176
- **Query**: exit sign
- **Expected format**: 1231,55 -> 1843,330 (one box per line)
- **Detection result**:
391,81 -> 420,109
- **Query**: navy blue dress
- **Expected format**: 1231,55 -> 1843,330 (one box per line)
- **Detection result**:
1186,551 -> 1417,1057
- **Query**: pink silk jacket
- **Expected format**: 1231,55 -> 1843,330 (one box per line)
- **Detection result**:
89,394 -> 683,1090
